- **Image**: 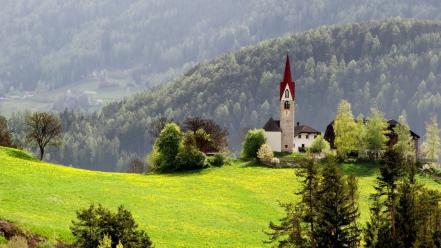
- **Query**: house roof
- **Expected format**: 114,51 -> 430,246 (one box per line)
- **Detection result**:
295,125 -> 321,136
263,118 -> 281,132
279,54 -> 296,100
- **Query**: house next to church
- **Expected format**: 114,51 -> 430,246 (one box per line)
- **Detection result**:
263,55 -> 321,153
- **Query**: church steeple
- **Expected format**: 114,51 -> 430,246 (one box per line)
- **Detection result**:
279,54 -> 295,100
279,53 -> 295,152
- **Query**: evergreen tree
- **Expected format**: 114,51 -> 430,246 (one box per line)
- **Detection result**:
422,116 -> 440,164
334,100 -> 358,159
396,179 -> 419,248
366,109 -> 389,160
266,156 -> 320,247
315,158 -> 361,247
364,194 -> 384,248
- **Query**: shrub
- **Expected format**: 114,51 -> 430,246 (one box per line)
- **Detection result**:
3,236 -> 28,248
208,153 -> 226,167
257,143 -> 273,163
241,129 -> 266,159
271,157 -> 280,165
309,135 -> 330,154
175,147 -> 206,170
70,204 -> 152,248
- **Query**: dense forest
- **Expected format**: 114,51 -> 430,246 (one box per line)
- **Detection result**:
3,1 -> 441,111
9,19 -> 438,171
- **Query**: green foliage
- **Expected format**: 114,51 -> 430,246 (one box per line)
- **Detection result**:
0,235 -> 6,245
365,109 -> 389,160
315,158 -> 361,247
0,115 -> 14,148
154,123 -> 182,171
70,204 -> 152,248
308,135 -> 330,154
241,129 -> 266,159
98,235 -> 112,248
334,100 -> 358,159
422,116 -> 440,163
394,113 -> 416,164
207,153 -> 227,167
175,147 -> 206,171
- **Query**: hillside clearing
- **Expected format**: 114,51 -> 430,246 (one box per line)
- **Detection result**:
0,147 -> 439,247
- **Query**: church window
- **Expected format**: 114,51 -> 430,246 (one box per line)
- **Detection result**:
284,101 -> 290,109
298,134 -> 301,138
306,135 -> 309,139
285,89 -> 290,98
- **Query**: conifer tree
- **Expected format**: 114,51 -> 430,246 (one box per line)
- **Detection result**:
422,116 -> 440,164
315,158 -> 361,247
334,100 -> 358,159
396,179 -> 419,248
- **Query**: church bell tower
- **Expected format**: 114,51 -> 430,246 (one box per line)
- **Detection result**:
279,54 -> 295,152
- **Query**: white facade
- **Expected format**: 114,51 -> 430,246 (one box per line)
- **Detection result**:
265,131 -> 282,152
294,132 -> 319,152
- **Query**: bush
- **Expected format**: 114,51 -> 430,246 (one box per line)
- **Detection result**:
70,204 -> 152,248
175,147 -> 206,170
309,135 -> 330,154
257,143 -> 273,163
2,236 -> 28,248
271,157 -> 280,165
241,129 -> 266,159
208,153 -> 226,167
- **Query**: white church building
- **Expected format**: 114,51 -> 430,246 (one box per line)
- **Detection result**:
263,55 -> 321,153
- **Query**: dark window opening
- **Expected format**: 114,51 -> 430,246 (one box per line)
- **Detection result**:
285,89 -> 289,98
284,101 -> 290,109
285,145 -> 288,148
306,135 -> 309,139
298,135 -> 301,138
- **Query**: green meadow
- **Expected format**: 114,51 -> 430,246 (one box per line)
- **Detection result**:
0,146 -> 439,247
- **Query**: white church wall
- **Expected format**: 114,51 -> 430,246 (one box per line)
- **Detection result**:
294,133 -> 319,152
265,131 -> 282,152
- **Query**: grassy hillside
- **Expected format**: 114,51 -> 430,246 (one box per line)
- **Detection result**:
0,146 -> 439,247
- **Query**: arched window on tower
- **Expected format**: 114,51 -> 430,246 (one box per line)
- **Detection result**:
284,101 -> 290,109
285,89 -> 290,98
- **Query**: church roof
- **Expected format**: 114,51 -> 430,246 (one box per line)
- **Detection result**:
263,118 -> 281,132
295,124 -> 321,136
280,54 -> 296,100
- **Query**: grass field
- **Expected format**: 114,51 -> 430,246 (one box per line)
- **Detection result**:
0,146 -> 440,247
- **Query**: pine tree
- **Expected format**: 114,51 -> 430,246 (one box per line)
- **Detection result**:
364,193 -> 384,248
422,116 -> 440,164
396,179 -> 419,248
296,157 -> 320,247
315,158 -> 360,247
347,175 -> 362,247
266,156 -> 320,247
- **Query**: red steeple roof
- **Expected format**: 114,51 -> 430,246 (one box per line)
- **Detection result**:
279,54 -> 295,100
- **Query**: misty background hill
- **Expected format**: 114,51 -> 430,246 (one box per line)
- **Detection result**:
2,0 -> 441,114
6,19 -> 438,171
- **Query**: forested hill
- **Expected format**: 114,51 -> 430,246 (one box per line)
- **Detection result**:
3,1 -> 441,113
40,19 -> 441,171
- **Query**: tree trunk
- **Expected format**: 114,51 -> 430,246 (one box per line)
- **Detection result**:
39,146 -> 44,161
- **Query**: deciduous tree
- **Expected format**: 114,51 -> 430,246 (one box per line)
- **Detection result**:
25,112 -> 62,160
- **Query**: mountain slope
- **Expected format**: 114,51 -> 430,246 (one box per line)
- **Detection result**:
1,146 -> 440,247
40,19 -> 441,170
3,1 -> 441,112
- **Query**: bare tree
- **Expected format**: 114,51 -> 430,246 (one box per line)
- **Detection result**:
182,117 -> 228,153
25,112 -> 62,160
127,159 -> 145,174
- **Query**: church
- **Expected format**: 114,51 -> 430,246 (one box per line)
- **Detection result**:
263,55 -> 321,153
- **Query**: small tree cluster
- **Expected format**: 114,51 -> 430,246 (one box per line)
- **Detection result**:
0,115 -> 14,148
364,148 -> 441,247
308,135 -> 330,154
266,156 -> 361,247
70,204 -> 152,248
241,129 -> 266,160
